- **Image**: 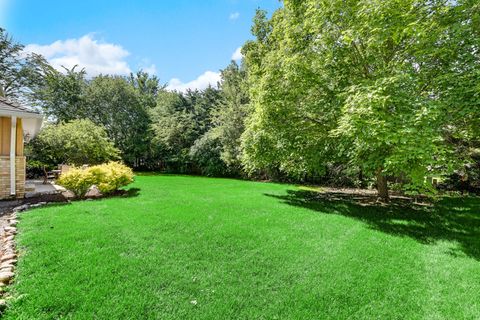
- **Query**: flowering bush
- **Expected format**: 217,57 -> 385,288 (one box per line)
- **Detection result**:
57,162 -> 134,197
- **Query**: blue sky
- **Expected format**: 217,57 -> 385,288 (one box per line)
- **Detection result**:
1,0 -> 282,91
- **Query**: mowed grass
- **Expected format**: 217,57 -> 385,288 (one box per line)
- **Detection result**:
3,175 -> 480,319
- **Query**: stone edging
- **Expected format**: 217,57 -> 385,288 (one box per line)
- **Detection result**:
0,202 -> 48,309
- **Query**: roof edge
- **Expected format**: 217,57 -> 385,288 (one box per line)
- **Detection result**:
0,109 -> 44,119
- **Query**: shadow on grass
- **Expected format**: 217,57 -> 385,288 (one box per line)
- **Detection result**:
266,190 -> 480,260
119,187 -> 141,198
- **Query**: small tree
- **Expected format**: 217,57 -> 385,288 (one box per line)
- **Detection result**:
27,119 -> 120,167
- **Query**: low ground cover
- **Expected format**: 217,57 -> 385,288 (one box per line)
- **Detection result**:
3,175 -> 480,319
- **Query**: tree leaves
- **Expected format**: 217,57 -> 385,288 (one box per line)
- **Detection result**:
241,0 -> 479,193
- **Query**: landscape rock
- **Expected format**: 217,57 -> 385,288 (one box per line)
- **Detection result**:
3,249 -> 14,256
8,220 -> 18,226
4,235 -> 14,242
13,204 -> 29,212
62,190 -> 76,199
85,185 -> 103,198
3,227 -> 16,234
0,264 -> 14,270
1,259 -> 17,266
1,254 -> 16,262
0,267 -> 13,273
0,272 -> 14,283
30,202 -> 48,208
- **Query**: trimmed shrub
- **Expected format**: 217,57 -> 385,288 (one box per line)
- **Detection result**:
97,162 -> 135,194
58,162 -> 134,197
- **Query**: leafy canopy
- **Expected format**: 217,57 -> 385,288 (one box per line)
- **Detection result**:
241,0 -> 479,194
27,119 -> 120,166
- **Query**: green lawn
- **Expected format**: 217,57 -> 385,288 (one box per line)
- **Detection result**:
4,175 -> 480,319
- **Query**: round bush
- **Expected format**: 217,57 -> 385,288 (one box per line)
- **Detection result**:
57,162 -> 134,198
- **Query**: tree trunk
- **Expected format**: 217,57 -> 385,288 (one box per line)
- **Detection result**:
376,168 -> 390,201
359,169 -> 365,188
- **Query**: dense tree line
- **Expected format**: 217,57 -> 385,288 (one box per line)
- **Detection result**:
150,62 -> 248,176
1,0 -> 479,200
0,28 -> 248,176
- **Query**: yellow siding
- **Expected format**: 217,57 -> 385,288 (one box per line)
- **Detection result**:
0,117 -> 24,156
0,117 -> 9,156
16,118 -> 23,156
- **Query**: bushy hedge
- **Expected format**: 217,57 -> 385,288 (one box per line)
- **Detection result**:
27,119 -> 120,167
57,162 -> 134,197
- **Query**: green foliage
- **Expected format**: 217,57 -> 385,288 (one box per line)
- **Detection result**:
29,68 -> 159,168
241,0 -> 479,196
27,119 -> 120,167
148,61 -> 250,175
25,159 -> 50,179
57,162 -> 134,197
189,131 -> 228,176
0,28 -> 49,100
84,74 -> 157,166
31,66 -> 88,121
150,88 -> 222,172
4,3 -> 479,195
209,61 -> 249,174
149,63 -> 250,176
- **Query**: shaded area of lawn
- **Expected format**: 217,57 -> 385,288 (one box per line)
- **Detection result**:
266,190 -> 480,260
3,175 -> 480,319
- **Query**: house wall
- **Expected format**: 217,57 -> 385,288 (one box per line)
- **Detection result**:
0,117 -> 25,200
0,117 -> 23,156
0,156 -> 26,199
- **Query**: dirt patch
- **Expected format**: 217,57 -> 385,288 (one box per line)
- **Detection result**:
298,186 -> 433,207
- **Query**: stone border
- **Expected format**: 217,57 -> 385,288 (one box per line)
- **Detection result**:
0,202 -> 49,309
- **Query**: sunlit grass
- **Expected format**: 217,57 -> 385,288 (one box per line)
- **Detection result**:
3,175 -> 480,319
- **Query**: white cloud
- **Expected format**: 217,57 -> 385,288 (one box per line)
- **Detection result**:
136,58 -> 157,75
138,63 -> 157,75
167,71 -> 221,93
24,34 -> 131,76
229,12 -> 240,20
141,64 -> 157,75
231,47 -> 243,61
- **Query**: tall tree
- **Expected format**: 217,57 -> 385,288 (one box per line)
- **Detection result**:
31,66 -> 88,121
83,75 -> 156,167
208,61 -> 249,173
150,88 -> 222,172
30,68 -> 160,167
242,1 -> 478,199
0,28 -> 49,101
